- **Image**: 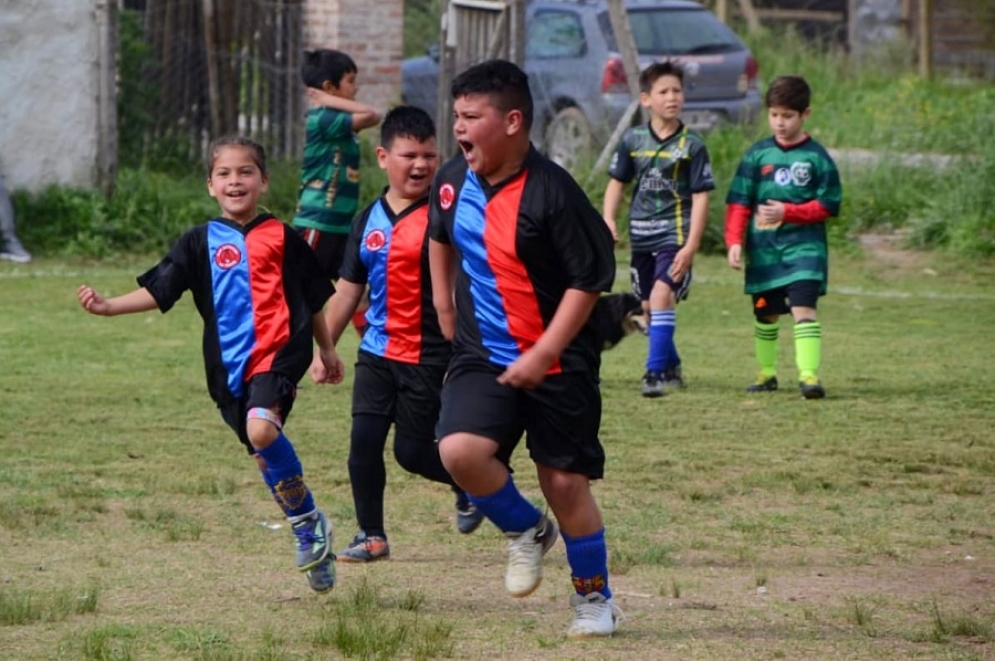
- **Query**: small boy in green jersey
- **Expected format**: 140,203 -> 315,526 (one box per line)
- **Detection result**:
603,61 -> 714,398
724,75 -> 843,399
293,49 -> 381,285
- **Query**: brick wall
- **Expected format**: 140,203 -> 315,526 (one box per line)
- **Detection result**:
303,0 -> 404,113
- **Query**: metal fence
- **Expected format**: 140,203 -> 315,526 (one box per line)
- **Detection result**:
119,0 -> 306,167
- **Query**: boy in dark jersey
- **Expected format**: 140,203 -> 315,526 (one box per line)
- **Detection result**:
309,106 -> 483,564
725,75 -> 842,399
603,61 -> 714,397
293,49 -> 381,333
428,60 -> 621,639
77,136 -> 343,593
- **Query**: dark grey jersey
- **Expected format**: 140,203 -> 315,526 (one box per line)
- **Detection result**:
608,122 -> 714,253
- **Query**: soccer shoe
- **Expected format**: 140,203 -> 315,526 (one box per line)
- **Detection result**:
567,592 -> 622,639
505,515 -> 558,597
641,371 -> 664,398
291,510 -> 331,571
306,554 -> 336,593
337,531 -> 390,563
663,365 -> 684,390
455,492 -> 485,534
746,373 -> 778,392
799,375 -> 826,399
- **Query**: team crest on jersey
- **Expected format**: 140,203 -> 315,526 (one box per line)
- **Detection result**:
439,183 -> 455,210
365,228 -> 387,252
791,161 -> 812,186
213,243 -> 242,269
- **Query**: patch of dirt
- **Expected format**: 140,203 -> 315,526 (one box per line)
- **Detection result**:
857,231 -> 934,271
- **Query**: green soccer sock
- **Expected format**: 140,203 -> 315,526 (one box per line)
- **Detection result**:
754,320 -> 779,377
794,321 -> 822,379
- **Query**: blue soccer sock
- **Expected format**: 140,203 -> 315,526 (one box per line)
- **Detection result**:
646,309 -> 675,374
563,528 -> 611,599
256,433 -> 316,519
468,475 -> 542,534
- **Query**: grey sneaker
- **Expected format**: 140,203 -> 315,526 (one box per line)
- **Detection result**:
455,491 -> 484,534
291,510 -> 331,571
0,238 -> 31,263
336,531 -> 390,563
505,515 -> 558,597
641,371 -> 664,398
306,554 -> 336,593
567,592 -> 621,639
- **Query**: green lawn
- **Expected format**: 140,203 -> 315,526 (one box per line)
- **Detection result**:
1,249 -> 993,660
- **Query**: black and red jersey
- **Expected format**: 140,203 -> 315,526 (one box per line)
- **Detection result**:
339,195 -> 450,366
429,147 -> 615,374
137,214 -> 334,406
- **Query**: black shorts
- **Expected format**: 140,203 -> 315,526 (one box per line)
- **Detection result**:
352,351 -> 446,441
630,249 -> 692,303
297,227 -> 349,280
436,362 -> 606,479
218,372 -> 297,454
752,279 -> 822,318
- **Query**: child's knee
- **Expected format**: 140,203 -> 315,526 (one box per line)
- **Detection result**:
246,408 -> 282,449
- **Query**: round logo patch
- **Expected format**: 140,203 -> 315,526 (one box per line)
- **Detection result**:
365,228 -> 387,252
214,243 -> 242,269
439,183 -> 455,211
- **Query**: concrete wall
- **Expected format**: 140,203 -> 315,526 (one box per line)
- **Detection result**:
0,0 -> 110,192
303,0 -> 404,113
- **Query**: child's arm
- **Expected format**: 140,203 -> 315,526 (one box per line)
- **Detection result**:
77,285 -> 158,316
497,288 -> 599,390
307,89 -> 382,131
310,309 -> 345,385
671,191 -> 709,282
724,204 -> 750,270
601,178 -> 626,242
429,238 -> 457,341
323,280 -> 366,345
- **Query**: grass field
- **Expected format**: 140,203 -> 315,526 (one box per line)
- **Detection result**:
1,247 -> 994,660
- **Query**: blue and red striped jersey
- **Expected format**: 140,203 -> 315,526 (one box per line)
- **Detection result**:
429,147 -> 616,374
137,214 -> 334,405
339,196 -> 450,366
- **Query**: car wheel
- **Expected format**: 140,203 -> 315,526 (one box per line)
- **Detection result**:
544,107 -> 593,171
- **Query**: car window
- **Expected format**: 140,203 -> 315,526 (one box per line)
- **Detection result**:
526,10 -> 586,59
598,8 -> 742,55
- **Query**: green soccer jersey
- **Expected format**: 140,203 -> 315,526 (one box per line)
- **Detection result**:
608,122 -> 714,253
292,106 -> 360,235
726,136 -> 842,294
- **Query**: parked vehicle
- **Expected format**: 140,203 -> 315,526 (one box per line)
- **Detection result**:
402,0 -> 761,169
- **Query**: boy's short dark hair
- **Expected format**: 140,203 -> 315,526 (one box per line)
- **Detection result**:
206,135 -> 267,177
639,60 -> 684,94
765,75 -> 811,112
450,59 -> 533,131
380,105 -> 436,149
301,49 -> 357,89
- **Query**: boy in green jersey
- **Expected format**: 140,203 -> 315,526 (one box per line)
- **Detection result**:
724,75 -> 842,399
603,61 -> 715,398
293,49 -> 381,334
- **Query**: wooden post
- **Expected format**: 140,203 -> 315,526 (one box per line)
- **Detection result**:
202,0 -> 222,139
737,0 -> 762,33
95,0 -> 117,197
605,0 -> 646,122
715,0 -> 729,23
918,0 -> 933,78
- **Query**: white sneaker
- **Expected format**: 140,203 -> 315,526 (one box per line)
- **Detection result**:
567,592 -> 621,639
505,515 -> 558,597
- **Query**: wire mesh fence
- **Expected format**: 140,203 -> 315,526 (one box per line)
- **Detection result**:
118,0 -> 306,170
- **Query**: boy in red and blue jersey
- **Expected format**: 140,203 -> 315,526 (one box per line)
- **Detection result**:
310,106 -> 482,564
77,136 -> 342,593
428,60 -> 621,638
